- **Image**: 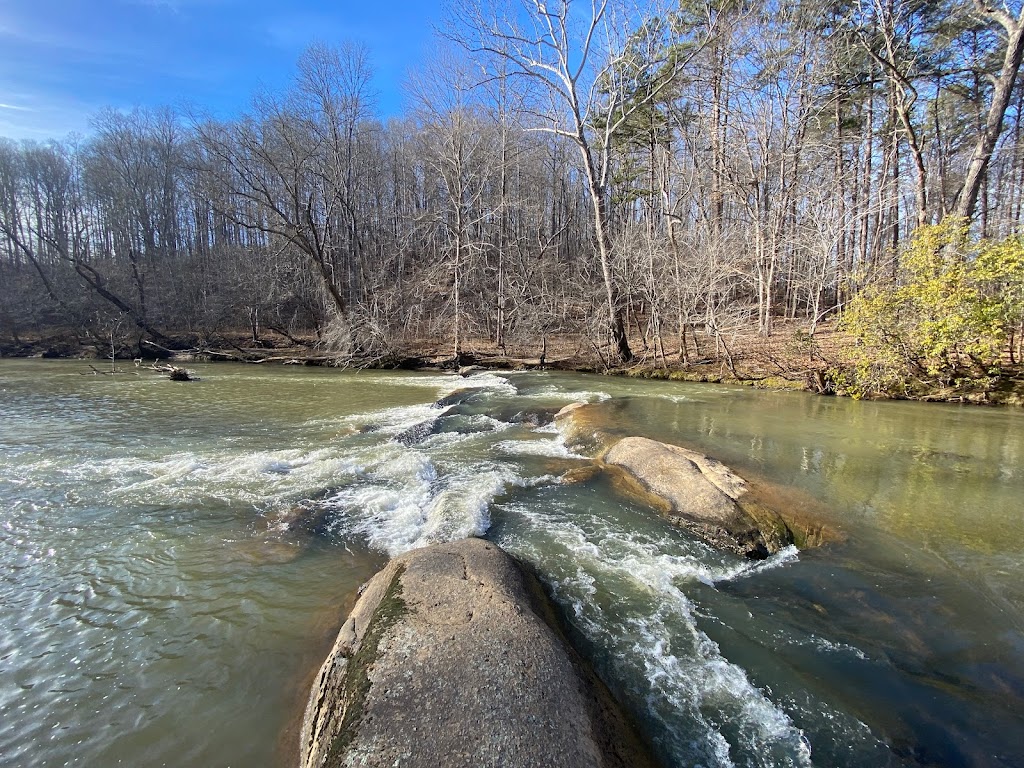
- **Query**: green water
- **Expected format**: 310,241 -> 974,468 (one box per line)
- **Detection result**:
0,360 -> 1021,767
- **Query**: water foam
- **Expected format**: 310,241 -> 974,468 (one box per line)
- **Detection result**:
440,413 -> 514,433
348,371 -> 518,398
344,402 -> 452,435
711,545 -> 801,584
658,393 -> 694,403
525,386 -> 611,403
456,371 -> 519,395
493,436 -> 587,460
302,396 -> 528,554
803,634 -> 870,661
500,504 -> 812,768
328,447 -> 522,556
78,447 -> 363,509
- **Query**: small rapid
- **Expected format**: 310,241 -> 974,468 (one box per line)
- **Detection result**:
491,494 -> 819,768
283,373 -> 823,767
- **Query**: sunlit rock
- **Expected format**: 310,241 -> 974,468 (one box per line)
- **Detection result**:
300,538 -> 657,768
604,437 -> 817,558
551,404 -> 835,556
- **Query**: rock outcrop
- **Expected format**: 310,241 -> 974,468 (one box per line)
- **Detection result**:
602,437 -> 794,559
554,404 -> 836,556
301,538 -> 657,768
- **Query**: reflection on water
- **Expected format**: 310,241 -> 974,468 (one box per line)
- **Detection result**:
1,361 -> 1022,767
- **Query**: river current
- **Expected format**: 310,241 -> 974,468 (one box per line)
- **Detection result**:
0,360 -> 1021,767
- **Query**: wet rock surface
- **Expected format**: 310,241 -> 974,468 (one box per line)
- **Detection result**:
551,403 -> 834,557
603,436 -> 789,558
300,538 -> 658,768
553,402 -> 620,455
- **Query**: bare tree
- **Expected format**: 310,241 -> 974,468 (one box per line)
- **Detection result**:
408,48 -> 500,359
449,0 -> 713,363
953,0 -> 1024,223
193,43 -> 377,357
0,138 -> 172,343
856,0 -> 931,228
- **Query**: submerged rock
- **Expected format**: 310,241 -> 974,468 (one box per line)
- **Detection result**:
300,538 -> 658,768
394,416 -> 442,447
553,402 -> 619,455
554,402 -> 588,419
603,437 -> 793,559
432,382 -> 560,430
435,388 -> 477,408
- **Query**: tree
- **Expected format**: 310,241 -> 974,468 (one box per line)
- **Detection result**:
450,0 -> 711,363
841,218 -> 1024,395
952,0 -> 1024,223
855,0 -> 935,229
408,48 -> 500,359
194,43 -> 377,357
0,138 -> 173,344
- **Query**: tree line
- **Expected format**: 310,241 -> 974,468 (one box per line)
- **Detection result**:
1,0 -> 1023,372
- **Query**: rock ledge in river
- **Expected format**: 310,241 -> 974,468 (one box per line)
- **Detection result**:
603,437 -> 792,558
553,402 -> 619,455
300,538 -> 657,768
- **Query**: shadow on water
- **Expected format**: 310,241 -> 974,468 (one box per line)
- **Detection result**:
712,535 -> 1024,767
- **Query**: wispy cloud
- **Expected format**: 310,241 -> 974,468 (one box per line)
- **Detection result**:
0,98 -> 93,140
0,15 -> 143,60
0,0 -> 443,139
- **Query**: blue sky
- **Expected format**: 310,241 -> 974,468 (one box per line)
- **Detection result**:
0,0 -> 445,139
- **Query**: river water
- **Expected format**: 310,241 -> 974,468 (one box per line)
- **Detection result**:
0,360 -> 1021,767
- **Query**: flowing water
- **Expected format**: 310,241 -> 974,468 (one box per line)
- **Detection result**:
1,360 -> 1022,767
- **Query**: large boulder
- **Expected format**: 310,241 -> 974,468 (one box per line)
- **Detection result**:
603,437 -> 792,558
300,538 -> 657,768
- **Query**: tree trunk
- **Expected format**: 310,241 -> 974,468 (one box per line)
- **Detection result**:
953,6 -> 1024,223
579,142 -> 632,364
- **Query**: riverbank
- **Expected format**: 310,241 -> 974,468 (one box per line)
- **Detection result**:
3,323 -> 1022,406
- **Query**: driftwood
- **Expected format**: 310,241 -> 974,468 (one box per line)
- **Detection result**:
141,338 -> 334,366
142,339 -> 251,362
250,355 -> 334,365
83,364 -> 130,376
147,363 -> 196,381
80,359 -> 194,381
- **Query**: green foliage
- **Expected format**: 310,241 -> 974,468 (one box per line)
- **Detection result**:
840,219 -> 1024,398
975,232 -> 1024,350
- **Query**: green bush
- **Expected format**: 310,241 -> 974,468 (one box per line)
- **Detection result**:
840,219 -> 1024,397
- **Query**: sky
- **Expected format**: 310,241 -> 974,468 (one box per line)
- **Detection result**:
0,0 -> 445,140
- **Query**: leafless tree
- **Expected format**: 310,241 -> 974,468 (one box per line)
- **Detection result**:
449,0 -> 715,363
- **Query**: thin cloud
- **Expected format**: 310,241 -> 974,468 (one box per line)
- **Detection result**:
0,0 -> 443,140
127,0 -> 234,10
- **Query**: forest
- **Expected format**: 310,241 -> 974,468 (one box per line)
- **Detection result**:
1,0 -> 1023,398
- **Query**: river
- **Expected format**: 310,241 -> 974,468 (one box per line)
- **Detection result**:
0,360 -> 1021,767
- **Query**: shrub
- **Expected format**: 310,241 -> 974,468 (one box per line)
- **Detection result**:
840,219 -> 1024,397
